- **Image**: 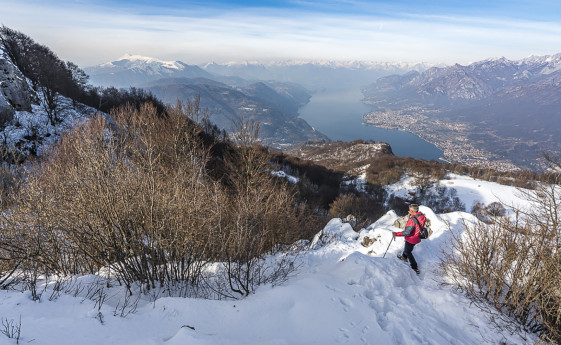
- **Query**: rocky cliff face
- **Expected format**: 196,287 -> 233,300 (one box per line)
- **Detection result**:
0,45 -> 97,163
0,46 -> 34,123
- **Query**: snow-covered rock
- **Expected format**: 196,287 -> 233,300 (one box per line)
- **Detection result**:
0,46 -> 34,121
0,45 -> 97,160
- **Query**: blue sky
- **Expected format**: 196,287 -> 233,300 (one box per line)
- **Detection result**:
1,0 -> 560,66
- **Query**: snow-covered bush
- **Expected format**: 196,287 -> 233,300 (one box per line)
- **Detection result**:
442,181 -> 561,342
415,183 -> 465,213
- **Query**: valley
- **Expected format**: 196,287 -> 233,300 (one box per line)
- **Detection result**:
363,107 -> 521,171
361,54 -> 561,171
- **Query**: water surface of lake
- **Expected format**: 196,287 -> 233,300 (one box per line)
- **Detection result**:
298,89 -> 444,161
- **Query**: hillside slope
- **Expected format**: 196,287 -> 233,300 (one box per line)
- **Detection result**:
144,78 -> 328,149
0,175 -> 537,345
0,45 -> 97,160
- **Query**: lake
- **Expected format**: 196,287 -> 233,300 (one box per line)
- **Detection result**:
298,89 -> 444,161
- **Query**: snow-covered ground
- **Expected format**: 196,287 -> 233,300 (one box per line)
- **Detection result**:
1,94 -> 97,159
386,173 -> 530,211
0,175 -> 538,344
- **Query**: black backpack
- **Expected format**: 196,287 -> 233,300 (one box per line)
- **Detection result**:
412,214 -> 431,240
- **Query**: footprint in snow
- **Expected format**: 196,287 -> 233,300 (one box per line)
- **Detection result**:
339,297 -> 353,312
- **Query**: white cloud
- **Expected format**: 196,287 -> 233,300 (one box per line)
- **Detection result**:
1,0 -> 560,66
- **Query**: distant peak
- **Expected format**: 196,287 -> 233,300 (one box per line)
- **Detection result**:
483,56 -> 509,63
116,53 -> 159,62
110,54 -> 185,70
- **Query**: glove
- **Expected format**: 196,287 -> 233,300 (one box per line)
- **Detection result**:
392,232 -> 396,238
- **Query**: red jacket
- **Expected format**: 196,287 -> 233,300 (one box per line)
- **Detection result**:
396,212 -> 426,244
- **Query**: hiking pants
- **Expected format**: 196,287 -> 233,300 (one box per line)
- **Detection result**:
403,242 -> 417,270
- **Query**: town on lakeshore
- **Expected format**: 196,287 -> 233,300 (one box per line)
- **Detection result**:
363,107 -> 521,172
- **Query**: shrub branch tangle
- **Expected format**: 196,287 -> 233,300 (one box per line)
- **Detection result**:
2,103 -> 219,293
208,118 -> 312,297
0,103 -> 316,297
442,179 -> 561,342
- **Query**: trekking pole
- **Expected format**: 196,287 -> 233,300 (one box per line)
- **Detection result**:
383,234 -> 395,258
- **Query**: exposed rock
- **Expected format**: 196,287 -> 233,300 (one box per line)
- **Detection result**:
362,236 -> 376,247
342,214 -> 357,229
0,46 -> 34,123
392,215 -> 409,229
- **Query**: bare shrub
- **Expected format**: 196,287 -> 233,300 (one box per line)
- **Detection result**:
0,156 -> 23,208
0,102 -> 318,300
206,117 -> 308,298
1,102 -> 222,294
442,181 -> 561,342
1,316 -> 21,344
328,193 -> 383,230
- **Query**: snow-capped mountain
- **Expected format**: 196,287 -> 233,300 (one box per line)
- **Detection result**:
364,53 -> 561,103
203,59 -> 433,71
203,60 -> 435,90
84,54 -> 213,88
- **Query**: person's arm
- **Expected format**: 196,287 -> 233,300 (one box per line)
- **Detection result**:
400,218 -> 415,236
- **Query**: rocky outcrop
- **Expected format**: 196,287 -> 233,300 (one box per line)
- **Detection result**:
0,47 -> 34,123
392,215 -> 409,229
288,139 -> 393,172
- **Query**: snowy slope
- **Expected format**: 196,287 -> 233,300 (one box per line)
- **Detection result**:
387,173 -> 531,212
0,176 -> 537,344
1,95 -> 98,158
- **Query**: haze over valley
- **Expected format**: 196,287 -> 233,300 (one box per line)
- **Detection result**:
82,52 -> 561,170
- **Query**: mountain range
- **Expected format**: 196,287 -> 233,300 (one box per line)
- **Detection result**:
364,54 -> 561,105
84,55 -> 435,149
85,52 -> 561,169
83,54 -> 213,88
85,55 -> 332,148
362,53 -> 561,170
85,55 -> 433,91
143,77 -> 327,148
202,60 -> 434,90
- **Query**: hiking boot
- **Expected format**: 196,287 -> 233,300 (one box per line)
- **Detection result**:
412,268 -> 420,275
397,255 -> 408,262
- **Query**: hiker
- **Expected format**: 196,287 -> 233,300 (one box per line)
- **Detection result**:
392,204 -> 425,274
